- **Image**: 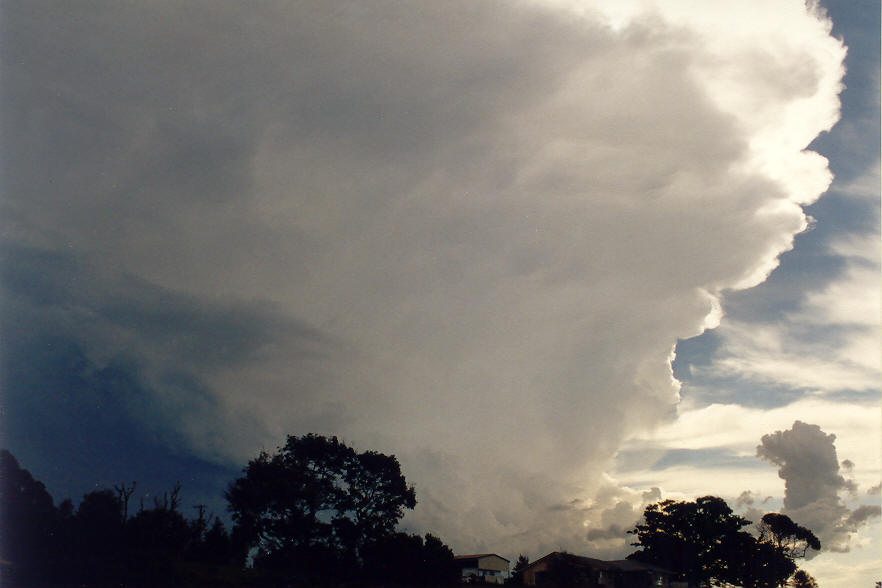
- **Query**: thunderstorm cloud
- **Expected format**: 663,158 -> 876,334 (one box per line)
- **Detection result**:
1,0 -> 848,554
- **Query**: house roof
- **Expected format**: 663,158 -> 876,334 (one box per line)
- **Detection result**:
454,553 -> 510,562
607,559 -> 675,575
524,552 -> 673,576
524,552 -> 608,570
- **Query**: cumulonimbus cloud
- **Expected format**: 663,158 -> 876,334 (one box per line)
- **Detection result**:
1,0 -> 845,555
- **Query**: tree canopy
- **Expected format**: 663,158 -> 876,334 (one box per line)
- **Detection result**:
1,443 -> 456,586
0,449 -> 243,586
628,496 -> 752,586
0,450 -> 60,582
790,569 -> 819,588
360,531 -> 459,585
508,554 -> 530,585
758,512 -> 821,559
628,496 -> 819,588
225,434 -> 419,580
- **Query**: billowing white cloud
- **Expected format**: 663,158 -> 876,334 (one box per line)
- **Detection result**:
685,165 -> 881,396
1,0 -> 846,557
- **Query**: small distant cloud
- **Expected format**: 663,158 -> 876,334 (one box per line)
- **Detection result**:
736,490 -> 755,507
641,487 -> 661,504
757,421 -> 879,554
586,524 -> 625,541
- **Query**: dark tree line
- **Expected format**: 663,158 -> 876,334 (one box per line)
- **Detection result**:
1,437 -> 459,586
4,442 -> 825,588
1,449 -> 242,586
627,495 -> 820,588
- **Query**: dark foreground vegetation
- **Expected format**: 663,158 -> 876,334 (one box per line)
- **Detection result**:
1,438 -> 459,587
627,496 -> 820,587
2,436 -> 821,587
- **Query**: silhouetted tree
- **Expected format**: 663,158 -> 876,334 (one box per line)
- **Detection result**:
790,569 -> 819,588
361,531 -> 421,584
753,513 -> 820,587
115,481 -> 137,521
72,488 -> 127,581
361,531 -> 459,585
758,513 -> 821,559
508,554 -> 530,584
2,452 -> 247,585
201,517 -> 234,565
421,533 -> 459,584
629,497 -> 822,588
226,434 -> 416,581
125,494 -> 192,583
52,497 -> 77,577
628,496 -> 752,587
343,449 -> 418,544
77,489 -> 123,528
183,509 -> 235,569
721,531 -> 795,588
0,450 -> 63,583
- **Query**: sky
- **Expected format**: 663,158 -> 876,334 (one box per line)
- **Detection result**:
1,1 -> 879,586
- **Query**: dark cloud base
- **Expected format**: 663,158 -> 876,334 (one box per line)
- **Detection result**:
0,242 -> 331,515
1,329 -> 238,517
